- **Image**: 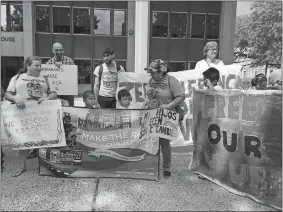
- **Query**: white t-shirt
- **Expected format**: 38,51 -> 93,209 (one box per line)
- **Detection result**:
195,59 -> 225,70
6,73 -> 50,102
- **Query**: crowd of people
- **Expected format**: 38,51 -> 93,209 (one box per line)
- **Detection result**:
1,41 -> 281,178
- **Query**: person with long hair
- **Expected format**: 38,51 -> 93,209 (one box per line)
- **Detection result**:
5,56 -> 57,177
143,59 -> 185,179
249,74 -> 267,90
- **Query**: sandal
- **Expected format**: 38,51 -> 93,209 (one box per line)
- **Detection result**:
163,170 -> 171,179
12,168 -> 26,177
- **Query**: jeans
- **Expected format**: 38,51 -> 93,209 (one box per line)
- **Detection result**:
159,138 -> 171,171
98,96 -> 116,109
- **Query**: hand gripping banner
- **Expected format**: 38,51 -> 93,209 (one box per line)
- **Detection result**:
190,89 -> 282,210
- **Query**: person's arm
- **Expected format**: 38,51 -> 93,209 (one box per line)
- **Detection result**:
161,94 -> 185,110
37,92 -> 57,104
93,66 -> 101,107
120,65 -> 126,72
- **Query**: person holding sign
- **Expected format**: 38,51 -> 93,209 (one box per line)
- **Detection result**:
202,67 -> 223,90
5,56 -> 57,177
93,48 -> 125,109
143,59 -> 185,179
46,42 -> 75,106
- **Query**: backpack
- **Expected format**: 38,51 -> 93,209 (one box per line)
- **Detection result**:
92,62 -> 122,92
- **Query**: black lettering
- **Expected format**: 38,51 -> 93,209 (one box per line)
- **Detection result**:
245,136 -> 261,159
228,96 -> 240,119
208,124 -> 221,144
223,131 -> 237,152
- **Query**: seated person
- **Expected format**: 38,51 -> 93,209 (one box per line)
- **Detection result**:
117,89 -> 132,109
202,67 -> 223,90
83,91 -> 99,109
249,74 -> 267,90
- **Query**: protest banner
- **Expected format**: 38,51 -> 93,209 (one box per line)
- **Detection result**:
39,107 -> 159,181
1,100 -> 66,150
41,64 -> 78,95
139,108 -> 180,141
190,89 -> 282,210
117,64 -> 243,146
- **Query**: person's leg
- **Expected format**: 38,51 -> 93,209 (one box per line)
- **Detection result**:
98,96 -> 109,109
13,149 -> 29,177
159,138 -> 171,178
109,97 -> 117,108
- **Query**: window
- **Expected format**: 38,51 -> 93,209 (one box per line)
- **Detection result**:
187,61 -> 197,69
190,13 -> 205,39
53,7 -> 70,33
168,62 -> 186,72
116,60 -> 127,71
1,2 -> 23,32
74,59 -> 91,84
36,6 -> 50,33
114,10 -> 126,36
206,14 -> 220,39
93,59 -> 103,69
171,13 -> 187,38
152,12 -> 168,37
73,8 -> 90,34
93,9 -> 110,35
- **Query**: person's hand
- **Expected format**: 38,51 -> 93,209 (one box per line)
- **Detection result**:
15,100 -> 26,109
55,62 -> 62,68
38,97 -> 48,104
159,104 -> 173,110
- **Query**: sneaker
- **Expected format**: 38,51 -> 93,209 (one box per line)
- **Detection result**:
163,170 -> 171,179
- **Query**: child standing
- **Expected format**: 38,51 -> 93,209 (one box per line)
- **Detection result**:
117,89 -> 132,109
202,67 -> 223,90
83,91 -> 99,109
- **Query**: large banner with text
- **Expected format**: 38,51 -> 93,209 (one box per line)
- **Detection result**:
41,64 -> 78,95
39,107 -> 160,180
190,90 -> 282,210
117,65 -> 242,146
1,100 -> 66,150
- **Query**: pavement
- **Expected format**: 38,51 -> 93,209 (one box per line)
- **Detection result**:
1,145 -> 277,211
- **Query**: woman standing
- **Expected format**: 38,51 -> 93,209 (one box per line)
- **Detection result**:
5,56 -> 57,177
143,59 -> 185,179
195,41 -> 224,70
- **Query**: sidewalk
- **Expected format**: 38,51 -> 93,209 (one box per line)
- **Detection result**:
1,146 -> 276,211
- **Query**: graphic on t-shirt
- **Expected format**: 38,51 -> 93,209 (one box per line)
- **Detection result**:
26,80 -> 44,100
146,89 -> 162,109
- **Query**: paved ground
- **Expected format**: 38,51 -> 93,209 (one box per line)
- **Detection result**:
1,145 -> 278,211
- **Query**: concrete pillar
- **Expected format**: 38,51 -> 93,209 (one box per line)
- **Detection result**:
219,1 -> 237,65
23,0 -> 34,58
127,1 -> 135,72
134,1 -> 150,73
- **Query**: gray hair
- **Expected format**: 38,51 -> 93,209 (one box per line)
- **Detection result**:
203,41 -> 218,58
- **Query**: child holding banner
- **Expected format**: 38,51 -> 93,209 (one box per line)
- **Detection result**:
5,56 -> 57,177
117,89 -> 132,109
202,67 -> 223,90
143,59 -> 185,178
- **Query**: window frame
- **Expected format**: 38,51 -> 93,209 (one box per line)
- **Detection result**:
72,6 -> 91,36
206,13 -> 220,40
1,2 -> 24,32
189,12 -> 206,40
170,11 -> 188,39
93,7 -> 111,36
35,5 -> 51,34
113,9 -> 127,37
187,61 -> 197,70
151,10 -> 169,39
168,61 -> 186,72
73,58 -> 92,85
52,5 -> 72,35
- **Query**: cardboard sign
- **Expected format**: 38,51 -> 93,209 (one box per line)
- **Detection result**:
41,64 -> 78,95
190,90 -> 282,210
39,107 -> 159,181
1,100 -> 66,150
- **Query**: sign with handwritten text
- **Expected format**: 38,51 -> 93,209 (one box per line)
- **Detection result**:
41,64 -> 78,95
1,100 -> 66,150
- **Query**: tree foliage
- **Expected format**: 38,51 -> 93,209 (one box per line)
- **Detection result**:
234,1 -> 282,66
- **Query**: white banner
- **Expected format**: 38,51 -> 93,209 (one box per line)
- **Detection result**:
1,100 -> 66,150
41,64 -> 78,95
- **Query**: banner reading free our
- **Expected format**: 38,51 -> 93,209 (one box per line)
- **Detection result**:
39,107 -> 159,181
41,64 -> 78,96
1,100 -> 66,150
117,64 -> 243,147
190,90 -> 282,210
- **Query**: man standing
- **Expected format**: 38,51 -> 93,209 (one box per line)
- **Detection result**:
93,48 -> 125,108
46,42 -> 75,106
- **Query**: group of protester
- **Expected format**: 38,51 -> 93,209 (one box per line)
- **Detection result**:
1,41 -> 281,179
